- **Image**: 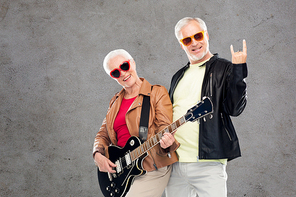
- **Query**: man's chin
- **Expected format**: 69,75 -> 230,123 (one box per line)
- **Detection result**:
189,54 -> 204,62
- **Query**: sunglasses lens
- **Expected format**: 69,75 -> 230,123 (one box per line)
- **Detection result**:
182,37 -> 192,46
111,69 -> 120,78
194,32 -> 203,41
120,62 -> 130,71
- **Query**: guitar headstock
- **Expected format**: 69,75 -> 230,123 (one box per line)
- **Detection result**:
184,97 -> 213,122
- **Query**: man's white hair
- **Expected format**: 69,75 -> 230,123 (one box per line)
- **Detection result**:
175,17 -> 208,40
103,49 -> 133,74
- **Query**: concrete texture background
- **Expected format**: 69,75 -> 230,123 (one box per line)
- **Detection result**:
0,0 -> 295,196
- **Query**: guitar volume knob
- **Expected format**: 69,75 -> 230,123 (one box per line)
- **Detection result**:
114,188 -> 120,193
110,182 -> 116,188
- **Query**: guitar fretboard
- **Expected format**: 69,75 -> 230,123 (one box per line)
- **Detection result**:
130,116 -> 186,161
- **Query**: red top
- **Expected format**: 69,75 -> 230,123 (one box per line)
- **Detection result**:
113,96 -> 137,147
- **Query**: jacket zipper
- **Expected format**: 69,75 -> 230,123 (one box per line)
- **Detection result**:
210,73 -> 213,97
220,113 -> 232,141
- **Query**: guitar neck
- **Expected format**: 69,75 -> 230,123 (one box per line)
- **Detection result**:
130,115 -> 187,161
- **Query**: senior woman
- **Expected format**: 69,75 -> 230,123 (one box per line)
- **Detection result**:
93,49 -> 179,197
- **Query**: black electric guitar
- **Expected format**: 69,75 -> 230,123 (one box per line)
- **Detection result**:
97,97 -> 213,197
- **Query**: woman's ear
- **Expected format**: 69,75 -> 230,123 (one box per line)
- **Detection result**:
131,59 -> 136,69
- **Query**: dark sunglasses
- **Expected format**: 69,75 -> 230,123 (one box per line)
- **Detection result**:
110,60 -> 131,78
180,31 -> 205,46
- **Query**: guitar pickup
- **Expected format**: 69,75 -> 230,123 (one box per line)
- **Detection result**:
115,160 -> 122,173
125,153 -> 132,166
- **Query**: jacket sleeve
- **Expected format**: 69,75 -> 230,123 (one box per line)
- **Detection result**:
152,86 -> 180,156
92,97 -> 116,158
93,117 -> 112,157
223,63 -> 248,116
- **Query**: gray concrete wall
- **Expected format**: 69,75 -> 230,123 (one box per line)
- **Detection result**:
0,0 -> 295,196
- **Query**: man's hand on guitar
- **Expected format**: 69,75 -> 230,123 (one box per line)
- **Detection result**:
94,152 -> 117,173
160,132 -> 175,149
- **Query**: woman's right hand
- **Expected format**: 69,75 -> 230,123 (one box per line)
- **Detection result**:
94,152 -> 117,173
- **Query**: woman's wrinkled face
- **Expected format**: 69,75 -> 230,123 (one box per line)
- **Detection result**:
107,55 -> 138,88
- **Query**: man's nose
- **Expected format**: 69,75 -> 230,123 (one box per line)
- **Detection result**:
191,38 -> 199,46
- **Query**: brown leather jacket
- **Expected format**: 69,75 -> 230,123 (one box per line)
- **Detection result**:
93,78 -> 179,172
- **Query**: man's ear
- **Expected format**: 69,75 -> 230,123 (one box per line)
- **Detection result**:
205,31 -> 209,41
180,43 -> 184,50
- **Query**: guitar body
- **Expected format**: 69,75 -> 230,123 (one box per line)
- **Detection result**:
98,136 -> 147,197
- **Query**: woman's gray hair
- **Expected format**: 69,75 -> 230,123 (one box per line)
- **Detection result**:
103,49 -> 133,74
175,17 -> 207,40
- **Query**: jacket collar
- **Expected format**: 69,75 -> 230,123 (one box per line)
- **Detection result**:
185,53 -> 219,69
206,53 -> 219,65
115,77 -> 152,99
138,78 -> 152,96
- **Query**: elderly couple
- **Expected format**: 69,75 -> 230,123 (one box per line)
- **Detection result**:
93,17 -> 248,197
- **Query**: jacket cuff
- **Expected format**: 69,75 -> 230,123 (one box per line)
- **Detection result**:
233,63 -> 248,78
93,147 -> 105,158
158,141 -> 180,156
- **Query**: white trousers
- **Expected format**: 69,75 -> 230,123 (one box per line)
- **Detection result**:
126,165 -> 172,197
165,162 -> 227,197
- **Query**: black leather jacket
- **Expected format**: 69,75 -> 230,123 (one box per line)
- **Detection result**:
169,54 -> 248,161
